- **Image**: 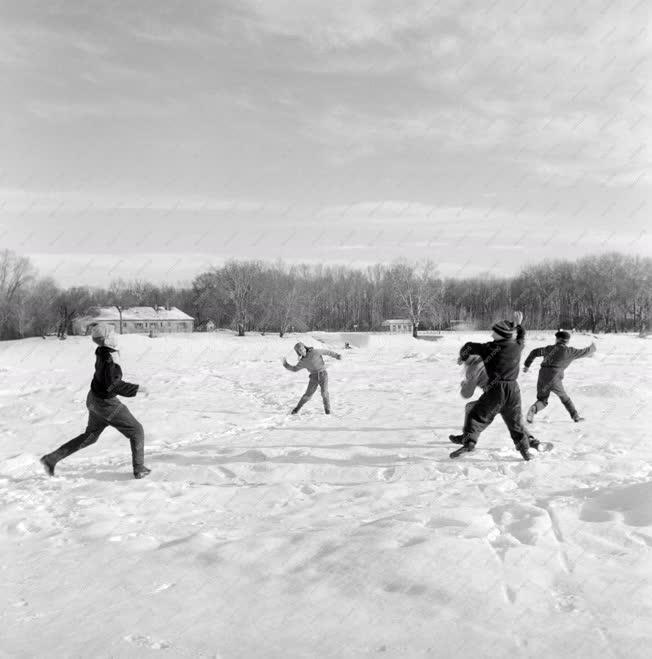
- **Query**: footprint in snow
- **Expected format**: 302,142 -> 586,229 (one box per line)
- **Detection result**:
124,634 -> 171,650
378,467 -> 395,481
400,536 -> 427,548
384,581 -> 428,596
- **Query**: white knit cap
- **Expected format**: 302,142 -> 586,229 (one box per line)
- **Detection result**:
91,324 -> 118,349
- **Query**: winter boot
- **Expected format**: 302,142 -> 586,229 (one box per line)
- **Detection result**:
291,407 -> 300,415
134,466 -> 151,480
449,439 -> 476,459
515,438 -> 532,461
40,455 -> 56,477
448,434 -> 464,445
572,415 -> 585,423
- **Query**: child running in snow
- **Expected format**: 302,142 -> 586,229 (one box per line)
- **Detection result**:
523,330 -> 596,423
450,354 -> 550,452
449,311 -> 533,460
40,324 -> 151,479
283,342 -> 341,414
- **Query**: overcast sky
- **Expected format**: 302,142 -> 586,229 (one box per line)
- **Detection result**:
1,0 -> 650,286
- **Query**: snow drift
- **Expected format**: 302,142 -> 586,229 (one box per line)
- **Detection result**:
1,331 -> 651,657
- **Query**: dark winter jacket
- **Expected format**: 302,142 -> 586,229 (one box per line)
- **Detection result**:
90,347 -> 139,399
459,325 -> 525,382
524,342 -> 596,371
283,347 -> 340,374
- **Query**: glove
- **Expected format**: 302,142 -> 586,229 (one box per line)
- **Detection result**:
522,366 -> 529,373
513,311 -> 524,326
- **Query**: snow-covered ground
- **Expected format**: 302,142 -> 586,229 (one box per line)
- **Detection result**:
1,330 -> 651,658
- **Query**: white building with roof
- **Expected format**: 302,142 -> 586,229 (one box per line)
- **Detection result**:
381,319 -> 414,333
74,306 -> 195,335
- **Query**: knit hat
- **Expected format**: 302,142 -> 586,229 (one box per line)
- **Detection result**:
91,324 -> 118,350
491,320 -> 515,339
555,330 -> 571,343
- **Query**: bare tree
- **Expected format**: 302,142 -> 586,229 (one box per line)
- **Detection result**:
274,273 -> 308,337
26,277 -> 60,337
388,260 -> 439,337
192,271 -> 233,328
56,287 -> 94,338
219,261 -> 265,336
0,250 -> 34,339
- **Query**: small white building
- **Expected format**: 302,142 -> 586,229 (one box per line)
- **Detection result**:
75,306 -> 194,336
381,319 -> 414,333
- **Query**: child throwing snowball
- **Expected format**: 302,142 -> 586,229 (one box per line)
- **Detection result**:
450,354 -> 550,452
523,330 -> 596,423
40,324 -> 151,479
449,311 -> 533,460
283,342 -> 341,415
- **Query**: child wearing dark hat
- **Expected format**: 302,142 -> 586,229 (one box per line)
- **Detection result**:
523,330 -> 596,423
40,324 -> 151,479
283,342 -> 341,414
450,311 -> 533,460
450,353 -> 551,452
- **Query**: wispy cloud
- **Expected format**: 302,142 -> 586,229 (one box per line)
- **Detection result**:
1,0 -> 649,276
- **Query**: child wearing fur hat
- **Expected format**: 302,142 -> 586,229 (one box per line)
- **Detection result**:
523,330 -> 596,423
40,324 -> 151,479
450,311 -> 533,460
283,342 -> 341,414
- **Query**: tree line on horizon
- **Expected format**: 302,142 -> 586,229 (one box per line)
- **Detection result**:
0,249 -> 649,341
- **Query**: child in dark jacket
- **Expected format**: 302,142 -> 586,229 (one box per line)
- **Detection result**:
450,354 -> 549,451
451,311 -> 532,460
40,324 -> 151,479
523,330 -> 596,423
283,342 -> 341,414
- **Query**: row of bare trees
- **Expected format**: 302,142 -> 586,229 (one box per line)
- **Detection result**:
440,254 -> 650,333
191,254 -> 650,336
190,260 -> 441,337
0,249 -> 649,340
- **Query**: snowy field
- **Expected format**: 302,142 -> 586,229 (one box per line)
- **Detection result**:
1,330 -> 651,658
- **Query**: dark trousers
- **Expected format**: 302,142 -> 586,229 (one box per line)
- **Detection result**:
533,368 -> 578,418
463,381 -> 529,445
45,391 -> 145,471
465,399 -> 534,441
295,370 -> 330,412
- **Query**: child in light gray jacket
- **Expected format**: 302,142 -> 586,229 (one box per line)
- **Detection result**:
283,342 -> 341,414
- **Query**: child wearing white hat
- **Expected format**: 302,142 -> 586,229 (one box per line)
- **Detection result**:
40,324 -> 151,479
